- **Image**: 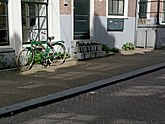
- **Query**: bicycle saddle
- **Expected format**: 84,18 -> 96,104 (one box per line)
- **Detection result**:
48,36 -> 55,41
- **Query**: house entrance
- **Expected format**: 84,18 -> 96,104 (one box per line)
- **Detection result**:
74,0 -> 90,39
137,0 -> 165,49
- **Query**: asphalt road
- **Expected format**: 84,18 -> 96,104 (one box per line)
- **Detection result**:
0,68 -> 165,124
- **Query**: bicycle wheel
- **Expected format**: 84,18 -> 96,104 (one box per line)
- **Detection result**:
49,44 -> 66,65
16,48 -> 34,71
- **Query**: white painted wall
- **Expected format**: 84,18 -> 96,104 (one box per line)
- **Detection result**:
60,15 -> 72,54
94,16 -> 135,49
48,0 -> 60,41
2,0 -> 22,55
90,0 -> 95,39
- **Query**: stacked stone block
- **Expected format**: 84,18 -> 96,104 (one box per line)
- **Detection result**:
72,41 -> 105,60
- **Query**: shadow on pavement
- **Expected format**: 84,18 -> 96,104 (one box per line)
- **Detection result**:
0,48 -> 164,108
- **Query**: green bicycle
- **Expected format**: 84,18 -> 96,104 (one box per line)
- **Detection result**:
16,35 -> 66,71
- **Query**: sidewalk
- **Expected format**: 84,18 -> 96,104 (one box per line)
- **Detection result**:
0,48 -> 165,117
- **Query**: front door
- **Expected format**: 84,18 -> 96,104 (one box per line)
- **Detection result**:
74,0 -> 90,39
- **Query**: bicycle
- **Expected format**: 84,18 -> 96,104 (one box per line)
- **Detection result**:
16,32 -> 66,71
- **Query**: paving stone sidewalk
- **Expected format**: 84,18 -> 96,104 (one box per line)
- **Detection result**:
0,48 -> 165,117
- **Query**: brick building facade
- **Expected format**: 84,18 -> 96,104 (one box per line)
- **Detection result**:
0,0 -> 165,69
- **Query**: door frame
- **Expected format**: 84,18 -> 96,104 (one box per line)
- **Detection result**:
71,0 -> 94,40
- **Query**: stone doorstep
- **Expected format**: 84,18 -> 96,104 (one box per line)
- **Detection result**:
77,51 -> 106,60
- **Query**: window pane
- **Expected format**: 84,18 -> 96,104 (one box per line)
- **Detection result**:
40,30 -> 47,41
39,17 -> 47,29
108,0 -> 124,15
29,3 -> 37,17
22,0 -> 48,3
108,0 -> 113,15
113,1 -> 118,14
118,0 -> 124,14
0,30 -> 8,45
0,1 -> 9,45
32,29 -> 39,41
21,3 -> 26,16
0,17 -> 7,29
163,0 -> 165,22
39,4 -> 46,16
139,0 -> 147,18
0,3 -> 7,15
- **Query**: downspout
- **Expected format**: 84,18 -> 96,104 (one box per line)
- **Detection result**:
156,0 -> 160,25
134,0 -> 138,46
155,0 -> 160,49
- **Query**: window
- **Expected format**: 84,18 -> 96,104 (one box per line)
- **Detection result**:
0,0 -> 9,46
139,0 -> 147,19
162,0 -> 165,23
21,0 -> 48,43
108,0 -> 124,16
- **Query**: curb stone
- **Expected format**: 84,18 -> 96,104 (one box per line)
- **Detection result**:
0,62 -> 165,118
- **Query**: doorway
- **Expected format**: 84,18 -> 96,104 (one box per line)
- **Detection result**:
74,0 -> 90,39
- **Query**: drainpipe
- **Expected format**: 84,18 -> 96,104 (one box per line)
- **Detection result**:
156,0 -> 160,25
134,0 -> 138,46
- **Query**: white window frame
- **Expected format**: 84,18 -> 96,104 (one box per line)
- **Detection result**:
160,0 -> 165,24
106,0 -> 128,18
21,0 -> 48,42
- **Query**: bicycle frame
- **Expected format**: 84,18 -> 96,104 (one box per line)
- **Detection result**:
28,39 -> 53,62
16,29 -> 66,71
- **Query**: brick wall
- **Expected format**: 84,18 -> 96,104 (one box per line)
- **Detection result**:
151,0 -> 163,18
60,0 -> 71,14
128,0 -> 136,17
94,0 -> 106,16
94,0 -> 136,17
60,0 -> 137,17
128,0 -> 164,18
60,0 -> 107,16
151,0 -> 158,18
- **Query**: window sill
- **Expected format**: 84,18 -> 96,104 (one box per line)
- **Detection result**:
107,16 -> 129,19
160,23 -> 165,25
0,48 -> 15,53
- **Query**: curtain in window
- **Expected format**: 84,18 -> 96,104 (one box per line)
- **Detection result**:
108,0 -> 124,15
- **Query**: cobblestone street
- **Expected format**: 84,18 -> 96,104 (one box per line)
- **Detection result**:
0,68 -> 165,124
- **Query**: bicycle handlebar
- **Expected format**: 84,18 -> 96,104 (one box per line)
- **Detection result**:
48,36 -> 55,41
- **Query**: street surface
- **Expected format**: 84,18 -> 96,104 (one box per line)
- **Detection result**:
0,68 -> 165,124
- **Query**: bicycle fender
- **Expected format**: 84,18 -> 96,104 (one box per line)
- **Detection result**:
52,43 -> 66,50
25,47 -> 33,50
52,40 -> 65,45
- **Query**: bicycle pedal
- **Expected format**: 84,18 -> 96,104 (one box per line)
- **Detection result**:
47,61 -> 52,66
42,64 -> 48,68
41,62 -> 48,67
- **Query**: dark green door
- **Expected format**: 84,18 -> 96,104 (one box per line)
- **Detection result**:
74,0 -> 90,39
